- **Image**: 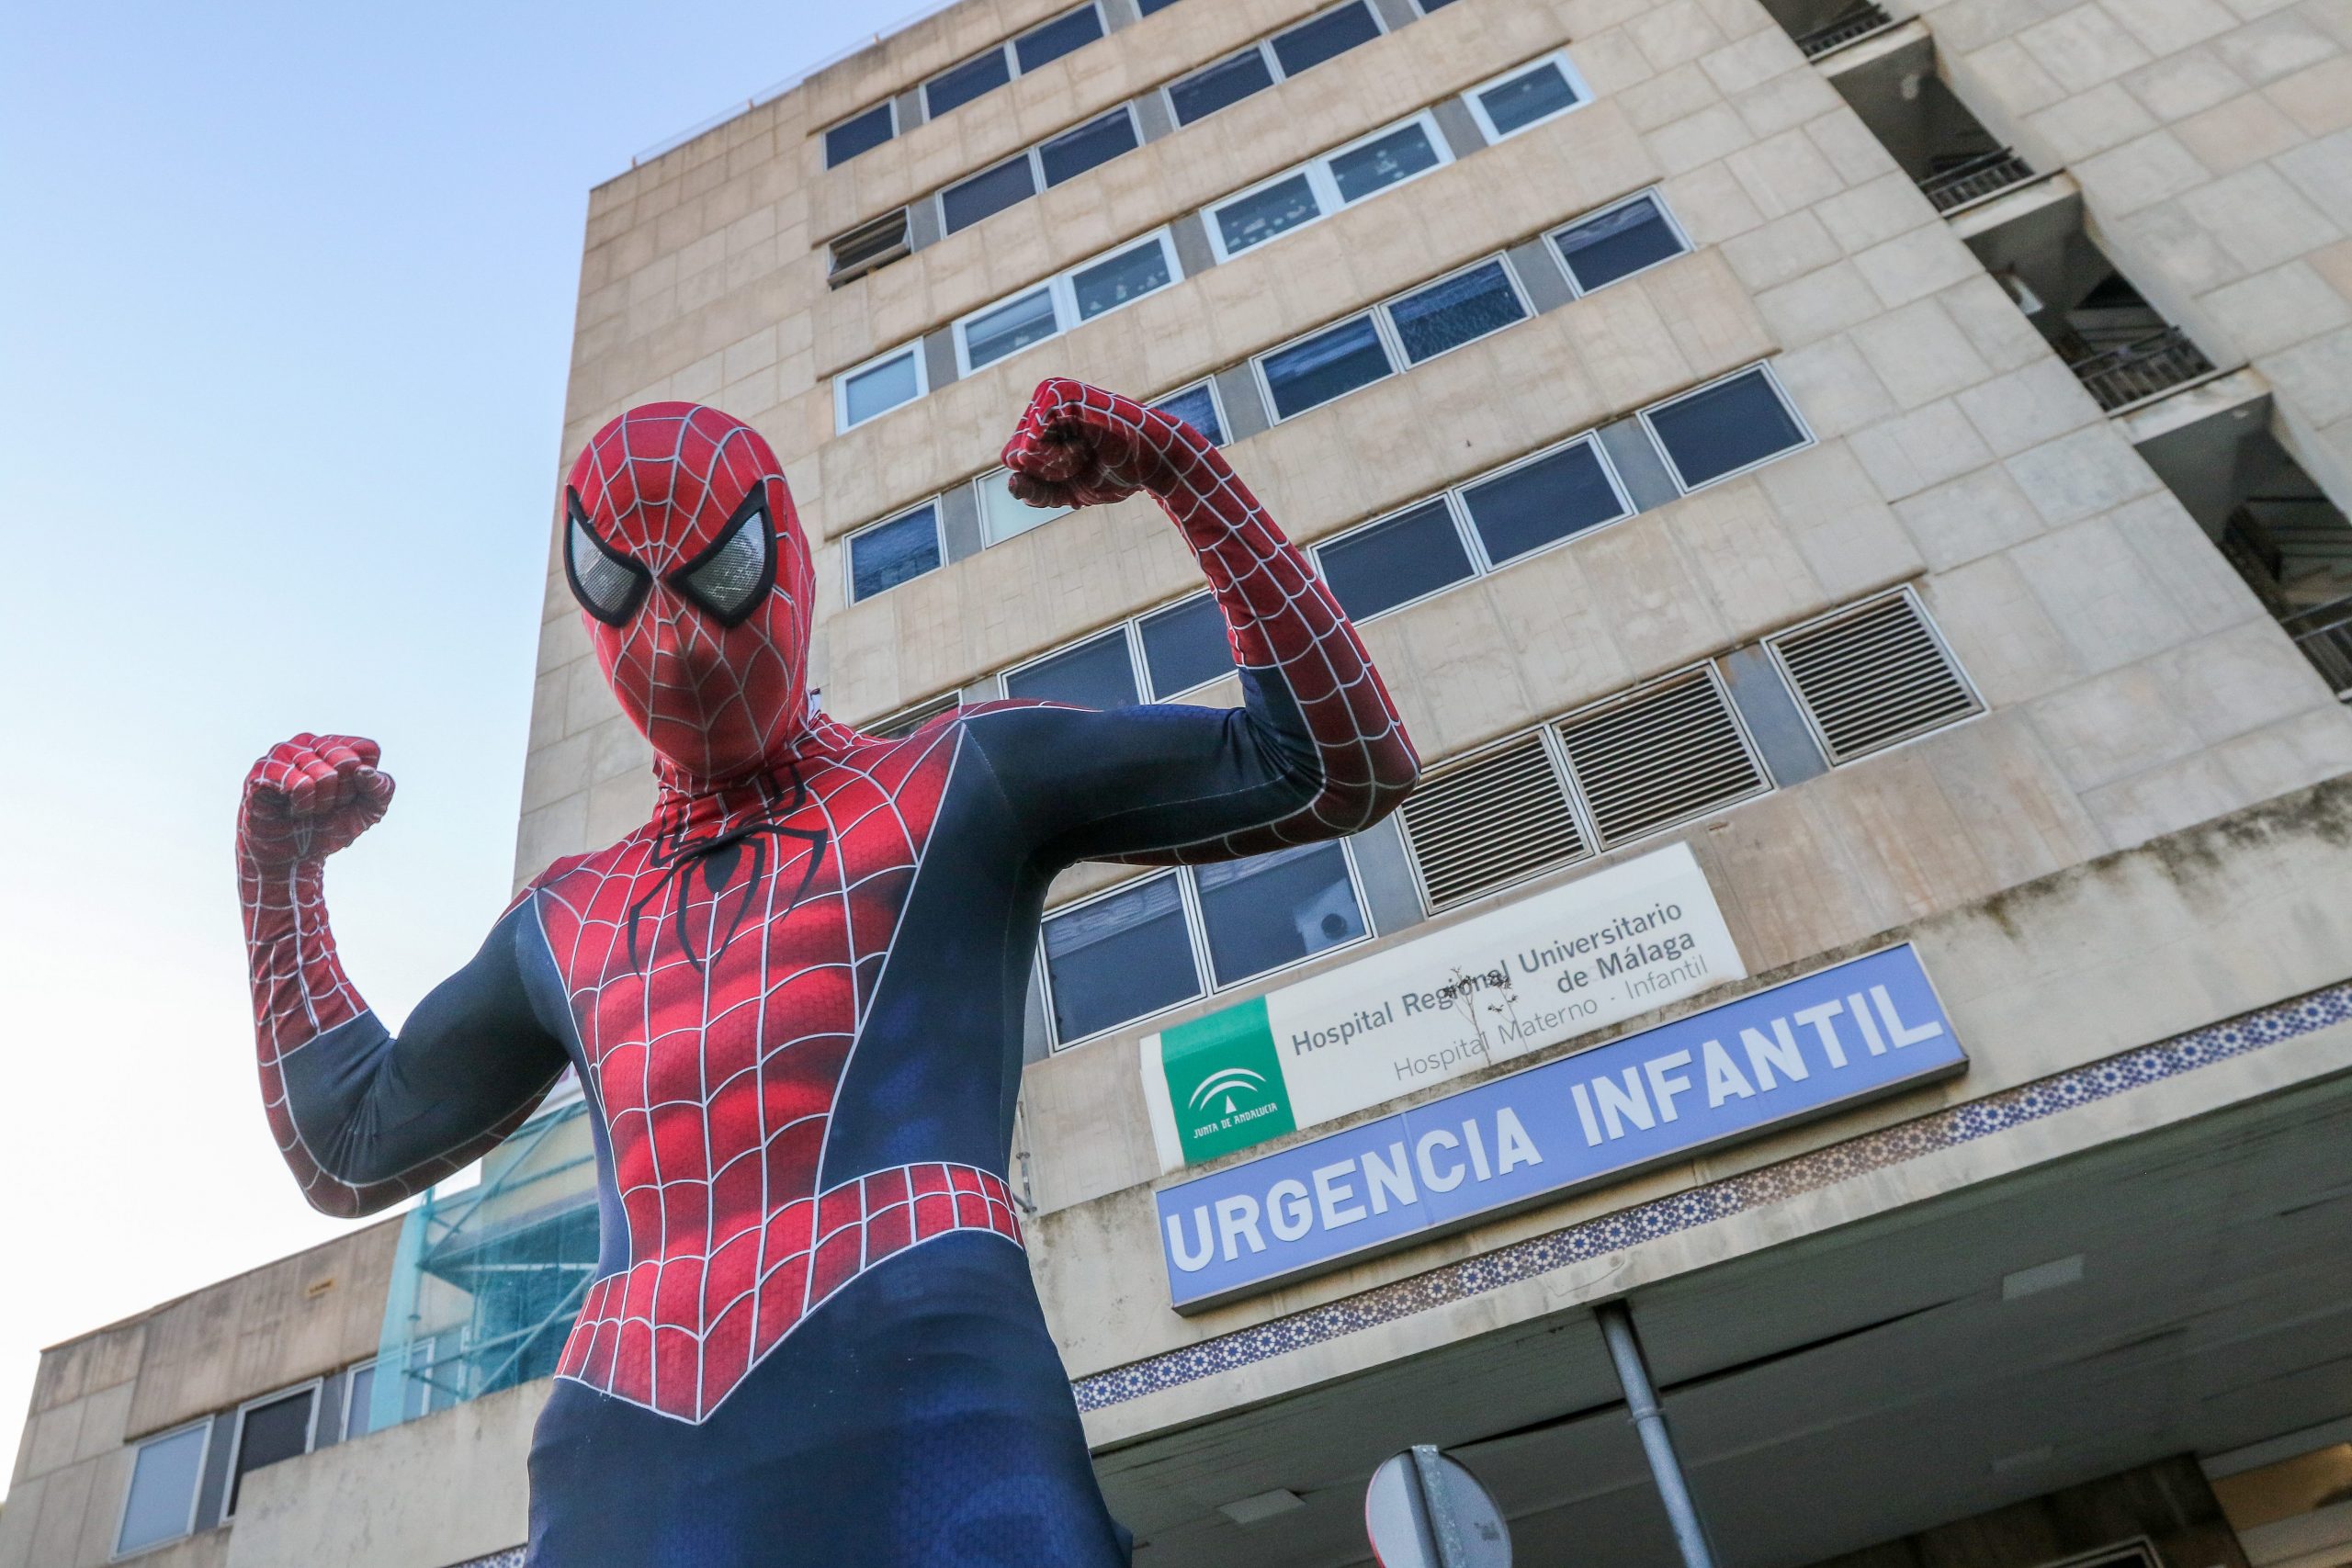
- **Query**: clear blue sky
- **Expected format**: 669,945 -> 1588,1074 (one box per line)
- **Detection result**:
0,0 -> 901,1492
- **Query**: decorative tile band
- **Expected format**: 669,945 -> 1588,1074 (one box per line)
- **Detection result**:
446,1551 -> 524,1568
1070,977 -> 2352,1414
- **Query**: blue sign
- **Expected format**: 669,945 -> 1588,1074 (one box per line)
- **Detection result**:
1156,944 -> 1964,1311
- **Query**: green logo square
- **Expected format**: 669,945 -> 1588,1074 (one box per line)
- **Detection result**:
1160,996 -> 1295,1163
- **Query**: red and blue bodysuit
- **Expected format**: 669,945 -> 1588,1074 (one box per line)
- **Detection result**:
236,380 -> 1419,1565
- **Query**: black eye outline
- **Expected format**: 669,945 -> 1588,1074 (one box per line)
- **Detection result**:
564,489 -> 653,626
667,488 -> 777,628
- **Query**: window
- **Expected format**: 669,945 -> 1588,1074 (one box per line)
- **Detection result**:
1138,0 -> 1184,12
1641,364 -> 1813,491
225,1383 -> 319,1518
1005,627 -> 1141,709
824,102 -> 896,168
827,208 -> 912,287
1464,51 -> 1591,141
848,503 -> 944,602
873,692 -> 965,739
924,6 -> 1107,120
1043,874 -> 1200,1042
977,468 -> 1072,544
927,51 -> 1013,118
1039,106 -> 1139,186
1137,593 -> 1235,697
1152,381 -> 1227,446
1386,259 -> 1528,364
1259,314 -> 1393,421
1271,1 -> 1382,74
1206,112 -> 1450,261
1163,3 -> 1385,127
1458,436 -> 1628,565
1195,841 -> 1365,987
1551,190 -> 1690,294
941,152 -> 1039,234
116,1421 -> 209,1555
1316,498 -> 1476,620
955,231 -> 1182,377
342,1359 -> 379,1440
1041,847 -> 1371,1044
1767,589 -> 1982,762
1016,4 -> 1105,71
836,345 -> 926,431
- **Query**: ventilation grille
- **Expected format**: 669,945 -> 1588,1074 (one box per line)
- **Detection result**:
1555,669 -> 1768,848
1398,733 -> 1588,909
1770,590 -> 1980,762
829,209 -> 912,287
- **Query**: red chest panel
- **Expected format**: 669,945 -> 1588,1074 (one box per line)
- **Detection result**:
532,726 -> 1020,1422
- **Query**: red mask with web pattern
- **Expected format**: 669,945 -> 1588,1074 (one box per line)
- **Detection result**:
563,403 -> 816,785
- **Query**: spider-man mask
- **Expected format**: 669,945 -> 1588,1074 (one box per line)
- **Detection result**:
563,403 -> 816,785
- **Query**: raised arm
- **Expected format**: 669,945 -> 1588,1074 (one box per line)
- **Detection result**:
238,734 -> 570,1218
973,378 -> 1419,865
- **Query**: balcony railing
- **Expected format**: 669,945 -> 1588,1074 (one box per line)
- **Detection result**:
2068,327 -> 2217,412
1794,1 -> 1894,56
1920,148 -> 2034,212
2282,595 -> 2352,698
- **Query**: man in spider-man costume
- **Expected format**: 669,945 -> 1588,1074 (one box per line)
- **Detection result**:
236,379 -> 1419,1565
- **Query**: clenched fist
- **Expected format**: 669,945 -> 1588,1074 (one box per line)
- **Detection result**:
1000,378 -> 1203,510
238,733 -> 395,869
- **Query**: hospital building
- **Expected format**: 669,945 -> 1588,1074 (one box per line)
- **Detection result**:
10,0 -> 2352,1562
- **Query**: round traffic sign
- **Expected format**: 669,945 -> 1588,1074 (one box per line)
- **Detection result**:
1364,1446 -> 1512,1568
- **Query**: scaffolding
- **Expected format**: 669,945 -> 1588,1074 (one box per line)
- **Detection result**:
363,1087 -> 603,1434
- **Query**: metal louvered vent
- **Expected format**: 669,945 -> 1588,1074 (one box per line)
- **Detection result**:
1398,733 -> 1588,910
1555,668 -> 1769,848
829,209 -> 911,287
1770,589 -> 1982,762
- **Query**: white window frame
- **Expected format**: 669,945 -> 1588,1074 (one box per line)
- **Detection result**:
923,2 -> 1107,119
953,227 -> 1183,378
112,1417 -> 213,1561
833,342 -> 930,433
975,467 -> 1072,545
844,499 -> 946,603
1204,109 -> 1453,264
1001,622 -> 1146,709
220,1378 -> 322,1522
1251,308 -> 1400,424
1461,47 -> 1595,143
339,1359 -> 376,1441
822,98 -> 899,169
1547,186 -> 1694,297
1310,427 -> 1634,622
1637,359 -> 1816,494
1134,591 -> 1235,701
1150,378 -> 1229,446
1382,251 -> 1534,369
1266,0 -> 1392,81
933,101 -> 1140,237
1039,837 -> 1373,1050
1161,0 -> 1390,128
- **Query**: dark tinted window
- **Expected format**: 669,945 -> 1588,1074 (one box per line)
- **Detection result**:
1317,500 -> 1474,619
230,1390 -> 314,1514
1005,627 -> 1140,709
1460,441 -> 1626,564
1071,238 -> 1171,319
1553,193 -> 1688,292
1329,122 -> 1442,203
926,49 -> 1012,118
1260,314 -> 1393,420
1272,2 -> 1381,75
1386,260 -> 1527,363
1017,6 -> 1104,72
962,288 -> 1058,370
1168,47 -> 1275,124
941,153 -> 1038,233
1417,0 -> 1463,7
824,103 -> 895,167
1478,60 -> 1582,136
1044,874 -> 1200,1040
1137,0 -> 1183,11
1152,384 -> 1226,446
1139,595 -> 1235,697
849,506 -> 943,601
1214,172 -> 1322,256
1040,107 -> 1138,186
1647,368 -> 1809,490
1196,841 -> 1365,987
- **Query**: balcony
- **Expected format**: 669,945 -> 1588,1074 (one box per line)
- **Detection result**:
1920,147 -> 2037,213
1810,25 -> 2040,216
2065,326 -> 2219,413
2281,597 -> 2352,698
1792,0 -> 1897,58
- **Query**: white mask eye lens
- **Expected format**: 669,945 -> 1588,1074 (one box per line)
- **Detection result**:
567,508 -> 650,625
675,500 -> 774,626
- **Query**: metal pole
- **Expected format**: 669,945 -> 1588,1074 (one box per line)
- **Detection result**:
1596,1300 -> 1719,1568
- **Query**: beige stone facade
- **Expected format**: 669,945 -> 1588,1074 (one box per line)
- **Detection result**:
12,0 -> 2352,1564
